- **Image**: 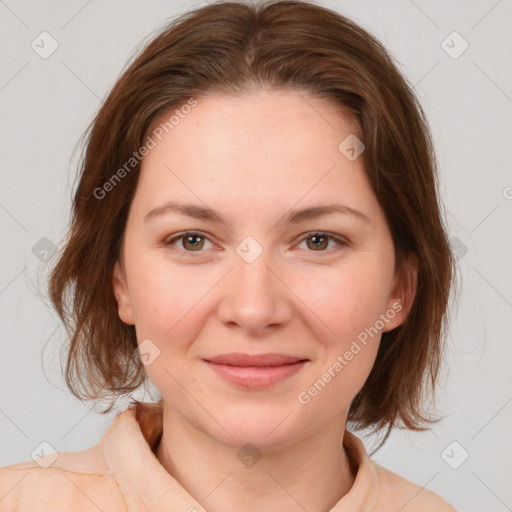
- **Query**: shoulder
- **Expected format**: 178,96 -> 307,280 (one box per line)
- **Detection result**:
374,463 -> 457,511
0,445 -> 126,512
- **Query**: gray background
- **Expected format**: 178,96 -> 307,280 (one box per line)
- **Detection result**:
1,1 -> 511,510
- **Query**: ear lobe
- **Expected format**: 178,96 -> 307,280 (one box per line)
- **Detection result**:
112,260 -> 135,325
382,253 -> 419,332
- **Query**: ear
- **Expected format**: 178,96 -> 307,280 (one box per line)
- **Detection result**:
112,260 -> 135,325
382,252 -> 418,333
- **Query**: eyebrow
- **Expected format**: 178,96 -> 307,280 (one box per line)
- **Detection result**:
144,201 -> 371,226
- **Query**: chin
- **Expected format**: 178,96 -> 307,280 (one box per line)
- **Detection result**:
200,402 -> 304,450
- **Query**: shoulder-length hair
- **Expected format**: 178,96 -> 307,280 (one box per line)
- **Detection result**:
49,0 -> 456,443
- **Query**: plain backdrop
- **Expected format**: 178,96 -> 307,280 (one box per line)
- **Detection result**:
1,1 -> 511,511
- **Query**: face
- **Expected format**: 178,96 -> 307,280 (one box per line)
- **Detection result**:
112,88 -> 417,449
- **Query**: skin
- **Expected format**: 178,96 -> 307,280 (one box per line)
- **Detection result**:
112,88 -> 417,512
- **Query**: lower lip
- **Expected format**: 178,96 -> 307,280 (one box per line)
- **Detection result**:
204,360 -> 308,389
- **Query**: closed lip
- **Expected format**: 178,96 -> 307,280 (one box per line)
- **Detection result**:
204,353 -> 308,367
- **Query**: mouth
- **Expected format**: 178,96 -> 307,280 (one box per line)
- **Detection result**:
203,353 -> 309,389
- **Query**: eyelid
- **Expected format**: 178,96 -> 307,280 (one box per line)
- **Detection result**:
164,230 -> 349,257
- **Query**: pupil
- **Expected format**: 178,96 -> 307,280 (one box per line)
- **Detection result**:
186,235 -> 202,249
310,235 -> 326,250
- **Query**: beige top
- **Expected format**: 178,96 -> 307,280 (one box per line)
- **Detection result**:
0,401 -> 457,511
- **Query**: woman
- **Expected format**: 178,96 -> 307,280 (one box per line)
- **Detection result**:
0,1 -> 457,510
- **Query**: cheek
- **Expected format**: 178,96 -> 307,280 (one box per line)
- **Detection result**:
290,262 -> 390,397
292,262 -> 391,344
293,271 -> 384,413
127,263 -> 208,393
125,253 -> 219,352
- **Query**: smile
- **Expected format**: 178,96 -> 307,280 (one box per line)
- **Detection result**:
203,353 -> 309,389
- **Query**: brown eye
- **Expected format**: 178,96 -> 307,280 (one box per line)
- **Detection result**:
181,234 -> 205,251
297,232 -> 347,253
306,234 -> 329,251
164,232 -> 214,255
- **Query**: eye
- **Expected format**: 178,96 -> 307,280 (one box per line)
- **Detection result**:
164,231 -> 215,255
296,232 -> 348,253
163,230 -> 348,258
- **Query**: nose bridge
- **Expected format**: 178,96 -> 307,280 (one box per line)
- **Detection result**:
233,235 -> 278,298
218,235 -> 291,330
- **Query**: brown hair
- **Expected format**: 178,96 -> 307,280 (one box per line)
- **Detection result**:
48,0 -> 457,443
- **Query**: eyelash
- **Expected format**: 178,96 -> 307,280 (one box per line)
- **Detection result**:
163,231 -> 348,257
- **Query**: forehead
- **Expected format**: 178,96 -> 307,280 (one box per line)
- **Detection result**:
161,88 -> 357,160
133,89 -> 381,225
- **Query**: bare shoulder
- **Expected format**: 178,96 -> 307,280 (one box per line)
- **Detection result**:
0,449 -> 126,511
374,464 -> 458,511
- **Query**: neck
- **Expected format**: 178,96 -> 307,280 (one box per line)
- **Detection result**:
155,404 -> 356,512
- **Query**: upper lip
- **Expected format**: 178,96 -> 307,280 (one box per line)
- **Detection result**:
204,353 -> 308,367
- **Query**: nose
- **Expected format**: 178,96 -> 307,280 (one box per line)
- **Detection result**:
216,244 -> 293,335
